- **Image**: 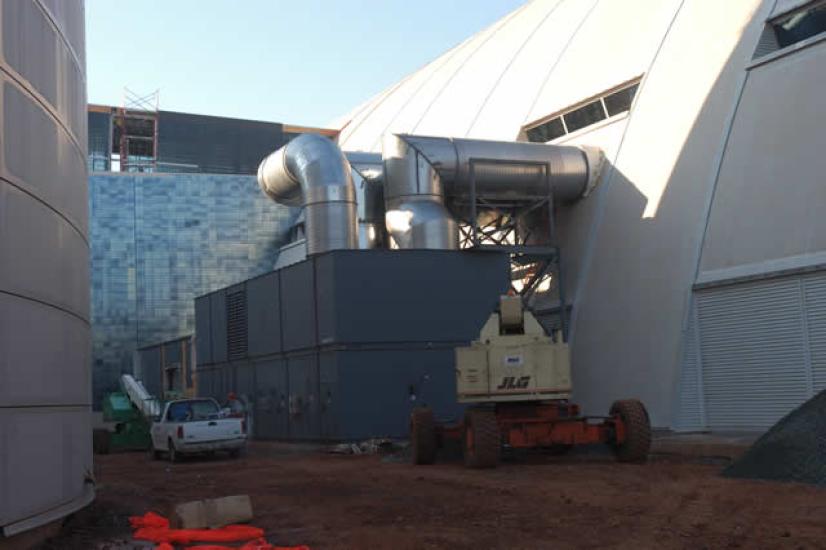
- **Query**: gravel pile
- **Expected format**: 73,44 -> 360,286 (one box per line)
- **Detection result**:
724,390 -> 826,485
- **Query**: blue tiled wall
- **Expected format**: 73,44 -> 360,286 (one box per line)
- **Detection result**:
89,173 -> 298,405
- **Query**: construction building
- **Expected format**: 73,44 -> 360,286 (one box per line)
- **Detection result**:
87,106 -> 336,405
4,0 -> 826,539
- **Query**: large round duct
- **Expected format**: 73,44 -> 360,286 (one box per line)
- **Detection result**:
258,134 -> 358,255
381,133 -> 602,250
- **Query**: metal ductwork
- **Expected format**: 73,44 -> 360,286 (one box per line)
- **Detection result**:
258,134 -> 358,255
381,133 -> 603,250
382,133 -> 458,250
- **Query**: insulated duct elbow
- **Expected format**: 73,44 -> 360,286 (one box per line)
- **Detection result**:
257,134 -> 358,255
382,133 -> 458,250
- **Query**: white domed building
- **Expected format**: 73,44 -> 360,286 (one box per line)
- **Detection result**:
333,0 -> 826,431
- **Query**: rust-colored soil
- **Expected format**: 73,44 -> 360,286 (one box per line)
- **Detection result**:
42,443 -> 826,549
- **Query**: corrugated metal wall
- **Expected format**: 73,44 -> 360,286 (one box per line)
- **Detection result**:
677,270 -> 826,431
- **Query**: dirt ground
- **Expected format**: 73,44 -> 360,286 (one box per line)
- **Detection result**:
41,441 -> 826,550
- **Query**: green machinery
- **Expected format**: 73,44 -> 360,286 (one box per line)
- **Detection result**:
93,378 -> 155,454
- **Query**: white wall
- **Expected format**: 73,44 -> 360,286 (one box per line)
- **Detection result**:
700,39 -> 826,278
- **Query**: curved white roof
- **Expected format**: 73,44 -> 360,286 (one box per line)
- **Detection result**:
336,0 -> 682,152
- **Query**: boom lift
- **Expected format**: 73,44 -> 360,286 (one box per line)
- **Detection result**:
410,295 -> 651,468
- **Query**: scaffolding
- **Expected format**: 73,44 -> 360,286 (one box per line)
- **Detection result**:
112,88 -> 159,172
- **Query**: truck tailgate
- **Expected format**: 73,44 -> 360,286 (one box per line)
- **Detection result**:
181,419 -> 243,443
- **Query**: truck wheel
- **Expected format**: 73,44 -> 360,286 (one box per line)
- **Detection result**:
410,408 -> 437,465
168,439 -> 180,463
610,399 -> 651,463
463,409 -> 500,469
229,448 -> 243,459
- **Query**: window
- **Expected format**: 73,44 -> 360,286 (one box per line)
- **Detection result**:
524,79 -> 640,143
526,116 -> 565,143
167,400 -> 220,422
603,83 -> 639,116
754,1 -> 826,58
776,2 -> 826,47
563,100 -> 606,133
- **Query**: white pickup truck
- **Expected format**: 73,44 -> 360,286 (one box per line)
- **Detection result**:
150,398 -> 247,462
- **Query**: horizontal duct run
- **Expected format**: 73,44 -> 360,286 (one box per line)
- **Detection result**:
258,134 -> 358,255
381,133 -> 603,250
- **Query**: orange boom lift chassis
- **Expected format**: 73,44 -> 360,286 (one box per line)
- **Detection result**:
409,295 -> 651,468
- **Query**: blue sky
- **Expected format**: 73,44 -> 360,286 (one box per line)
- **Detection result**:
86,1 -> 525,128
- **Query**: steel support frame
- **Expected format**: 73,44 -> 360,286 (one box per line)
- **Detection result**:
457,157 -> 569,341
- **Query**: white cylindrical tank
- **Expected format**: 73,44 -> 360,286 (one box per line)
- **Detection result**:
0,0 -> 92,538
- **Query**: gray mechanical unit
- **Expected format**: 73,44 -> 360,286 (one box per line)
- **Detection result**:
195,249 -> 509,440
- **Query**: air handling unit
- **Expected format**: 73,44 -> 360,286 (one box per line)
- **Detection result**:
196,132 -> 649,465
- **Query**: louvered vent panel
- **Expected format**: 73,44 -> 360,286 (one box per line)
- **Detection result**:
696,278 -> 808,430
753,25 -> 780,59
675,306 -> 704,432
803,273 -> 826,390
227,290 -> 248,361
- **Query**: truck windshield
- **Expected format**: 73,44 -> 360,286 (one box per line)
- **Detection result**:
167,400 -> 219,422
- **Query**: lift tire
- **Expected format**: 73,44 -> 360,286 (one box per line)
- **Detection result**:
410,408 -> 437,465
463,409 -> 500,469
610,399 -> 651,463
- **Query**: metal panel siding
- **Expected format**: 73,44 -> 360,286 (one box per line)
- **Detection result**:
194,296 -> 212,365
319,352 -> 338,440
333,349 -> 464,440
210,292 -> 228,364
247,272 -> 282,357
287,353 -> 321,440
137,347 -> 162,399
315,250 -> 509,345
674,305 -> 704,431
0,407 -> 92,527
1,0 -> 92,532
253,358 -> 288,439
803,273 -> 826,390
280,260 -> 316,352
697,278 -> 809,430
89,172 -> 298,405
156,110 -> 285,175
226,288 -> 248,361
234,361 -> 256,416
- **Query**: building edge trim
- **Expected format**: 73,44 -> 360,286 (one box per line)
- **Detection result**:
2,484 -> 94,538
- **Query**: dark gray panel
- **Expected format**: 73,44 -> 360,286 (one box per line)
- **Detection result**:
253,358 -> 288,440
287,353 -> 321,440
319,351 -> 338,440
156,110 -> 285,175
247,272 -> 282,357
280,260 -> 316,352
316,250 -> 509,345
235,362 -> 255,402
163,340 -> 182,367
195,296 -> 212,365
210,291 -> 228,363
196,366 -> 213,400
137,347 -> 162,399
331,348 -> 465,440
